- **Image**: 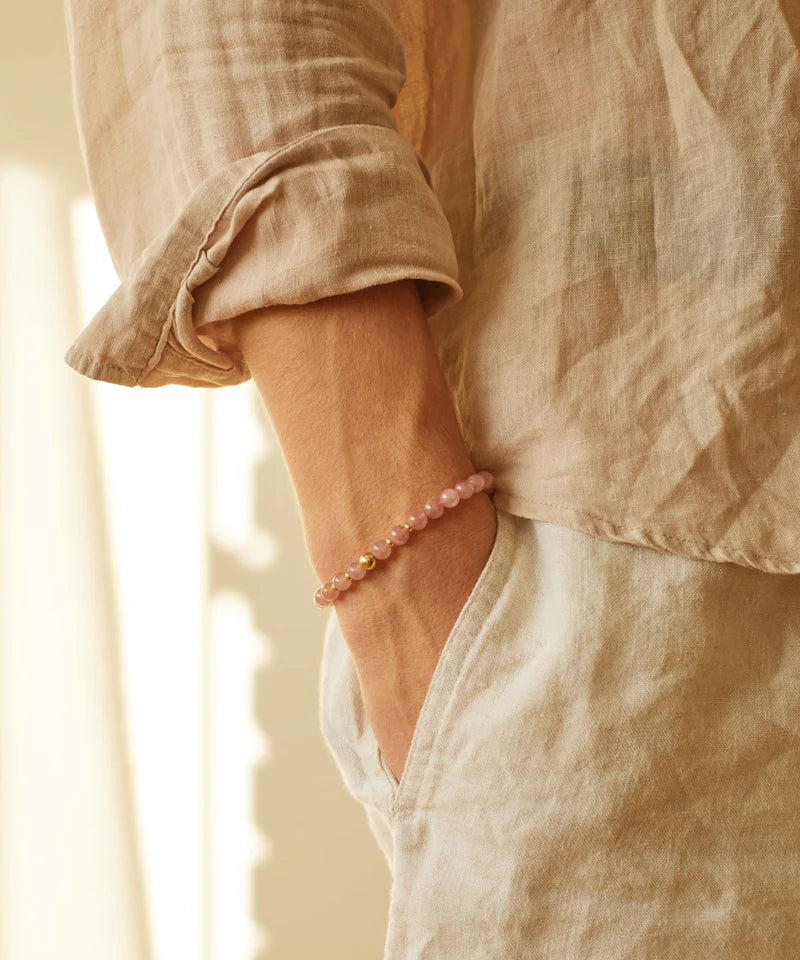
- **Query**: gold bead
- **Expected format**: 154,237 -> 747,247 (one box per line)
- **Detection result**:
384,538 -> 393,547
402,523 -> 413,533
359,552 -> 377,571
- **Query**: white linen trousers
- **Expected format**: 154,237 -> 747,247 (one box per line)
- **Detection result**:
319,506 -> 800,959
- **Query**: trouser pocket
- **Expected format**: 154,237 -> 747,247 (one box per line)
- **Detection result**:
379,506 -> 519,821
318,506 -> 520,858
318,604 -> 396,861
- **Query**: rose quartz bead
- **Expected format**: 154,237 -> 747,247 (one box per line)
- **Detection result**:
314,587 -> 333,607
468,473 -> 485,492
408,511 -> 429,531
346,561 -> 367,581
321,582 -> 339,602
478,470 -> 495,493
455,480 -> 474,500
389,525 -> 411,546
371,540 -> 392,560
332,572 -> 352,591
424,497 -> 445,519
439,487 -> 460,508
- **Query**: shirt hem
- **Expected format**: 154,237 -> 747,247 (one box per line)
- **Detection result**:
492,490 -> 800,576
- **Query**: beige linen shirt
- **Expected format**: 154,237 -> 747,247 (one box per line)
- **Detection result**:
64,0 -> 800,574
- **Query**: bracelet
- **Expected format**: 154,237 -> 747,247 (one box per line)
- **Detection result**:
313,470 -> 496,608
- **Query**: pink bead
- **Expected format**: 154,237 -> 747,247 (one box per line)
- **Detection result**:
424,497 -> 445,519
332,572 -> 352,591
439,487 -> 460,508
390,525 -> 410,545
321,582 -> 339,602
408,511 -> 428,531
478,470 -> 495,493
455,480 -> 474,500
314,587 -> 333,607
371,540 -> 392,560
468,473 -> 485,492
346,562 -> 366,581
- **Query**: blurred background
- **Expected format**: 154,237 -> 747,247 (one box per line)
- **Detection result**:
0,3 -> 391,958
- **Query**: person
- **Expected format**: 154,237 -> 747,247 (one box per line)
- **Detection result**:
63,0 -> 800,956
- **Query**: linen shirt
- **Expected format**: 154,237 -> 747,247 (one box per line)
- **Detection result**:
63,0 -> 800,575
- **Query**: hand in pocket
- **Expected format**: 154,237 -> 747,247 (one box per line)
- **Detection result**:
335,497 -> 498,784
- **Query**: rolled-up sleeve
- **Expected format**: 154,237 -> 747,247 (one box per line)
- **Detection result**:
63,0 -> 463,388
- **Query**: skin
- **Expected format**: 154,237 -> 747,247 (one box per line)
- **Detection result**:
231,278 -> 497,781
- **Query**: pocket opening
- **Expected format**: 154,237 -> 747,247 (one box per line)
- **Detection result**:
379,505 -> 517,818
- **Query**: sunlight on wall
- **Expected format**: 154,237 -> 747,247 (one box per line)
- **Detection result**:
70,197 -> 265,960
70,195 -> 205,960
206,385 -> 276,960
208,385 -> 278,568
208,593 -> 271,960
0,160 -> 149,960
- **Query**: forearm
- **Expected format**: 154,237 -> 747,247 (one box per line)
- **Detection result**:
233,280 -> 485,568
233,279 -> 497,775
231,279 -> 496,641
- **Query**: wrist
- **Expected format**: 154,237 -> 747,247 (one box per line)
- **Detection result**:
329,490 -> 498,662
305,467 -> 497,601
301,450 -> 482,579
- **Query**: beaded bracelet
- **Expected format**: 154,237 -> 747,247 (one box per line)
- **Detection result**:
313,470 -> 496,608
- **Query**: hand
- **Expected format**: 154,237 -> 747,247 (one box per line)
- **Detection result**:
332,492 -> 498,784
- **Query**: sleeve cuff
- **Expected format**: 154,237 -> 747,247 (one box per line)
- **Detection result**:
64,123 -> 463,389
